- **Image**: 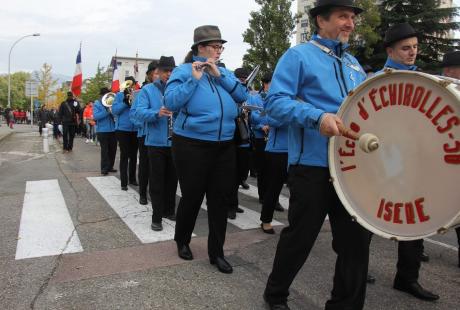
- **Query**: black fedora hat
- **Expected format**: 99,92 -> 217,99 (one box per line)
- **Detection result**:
157,56 -> 176,70
234,68 -> 251,79
192,25 -> 227,49
441,51 -> 460,67
383,22 -> 418,48
309,0 -> 363,18
146,60 -> 159,74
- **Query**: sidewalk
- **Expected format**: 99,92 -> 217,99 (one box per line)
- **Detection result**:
0,125 -> 13,143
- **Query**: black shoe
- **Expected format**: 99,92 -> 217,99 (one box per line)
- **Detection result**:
236,207 -> 244,213
261,223 -> 275,235
101,171 -> 108,176
228,210 -> 236,220
263,294 -> 290,310
393,280 -> 439,301
139,196 -> 148,205
210,256 -> 233,274
367,274 -> 376,284
130,181 -> 139,186
165,214 -> 176,221
150,222 -> 163,231
420,252 -> 429,262
240,181 -> 250,190
274,202 -> 284,212
177,243 -> 193,260
109,169 -> 117,173
121,186 -> 128,191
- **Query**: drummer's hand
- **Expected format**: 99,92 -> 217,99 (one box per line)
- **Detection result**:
262,125 -> 270,133
319,113 -> 343,137
158,107 -> 173,117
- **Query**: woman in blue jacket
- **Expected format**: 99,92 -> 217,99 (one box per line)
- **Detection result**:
112,76 -> 138,190
164,25 -> 247,274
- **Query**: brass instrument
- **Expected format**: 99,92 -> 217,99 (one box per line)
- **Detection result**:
120,80 -> 134,105
101,92 -> 116,111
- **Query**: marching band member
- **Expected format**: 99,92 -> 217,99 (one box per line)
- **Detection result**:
440,50 -> 460,268
165,25 -> 248,274
93,87 -> 117,175
378,22 -> 439,301
262,1 -> 371,309
112,76 -> 139,191
134,56 -> 178,231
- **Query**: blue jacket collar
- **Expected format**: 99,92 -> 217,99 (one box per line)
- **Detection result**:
312,33 -> 349,56
384,58 -> 417,71
192,55 -> 207,62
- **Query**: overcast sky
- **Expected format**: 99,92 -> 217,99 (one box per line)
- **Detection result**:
1,0 -> 459,79
0,0 -> 274,78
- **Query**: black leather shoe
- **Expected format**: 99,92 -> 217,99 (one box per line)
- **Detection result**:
274,202 -> 284,212
227,211 -> 236,220
263,294 -> 290,310
101,171 -> 108,176
139,196 -> 148,205
236,207 -> 244,213
393,280 -> 439,301
109,169 -> 117,173
177,243 -> 193,260
420,252 -> 429,262
150,222 -> 163,231
121,186 -> 128,191
164,214 -> 176,221
210,256 -> 233,274
261,223 -> 275,234
367,274 -> 376,284
240,180 -> 250,190
130,181 -> 139,186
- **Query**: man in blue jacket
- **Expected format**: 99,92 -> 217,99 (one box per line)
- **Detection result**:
262,1 -> 371,309
377,22 -> 439,302
93,87 -> 117,175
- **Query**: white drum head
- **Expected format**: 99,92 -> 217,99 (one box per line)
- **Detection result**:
329,70 -> 460,240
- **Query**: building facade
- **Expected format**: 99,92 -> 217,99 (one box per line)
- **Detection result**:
107,56 -> 158,84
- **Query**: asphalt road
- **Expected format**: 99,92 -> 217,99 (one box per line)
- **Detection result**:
0,124 -> 458,310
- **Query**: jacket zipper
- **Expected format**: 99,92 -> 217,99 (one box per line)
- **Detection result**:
333,63 -> 346,97
182,109 -> 188,129
209,77 -> 224,141
296,128 -> 304,165
273,128 -> 278,148
337,60 -> 349,94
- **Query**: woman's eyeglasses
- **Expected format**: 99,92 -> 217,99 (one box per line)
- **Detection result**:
206,44 -> 225,52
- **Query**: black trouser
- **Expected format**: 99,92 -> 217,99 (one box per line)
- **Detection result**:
456,227 -> 460,266
228,146 -> 250,212
395,240 -> 424,283
148,146 -> 177,223
253,138 -> 267,201
172,134 -> 235,259
265,165 -> 371,310
260,152 -> 287,223
116,130 -> 138,187
62,124 -> 76,150
138,136 -> 149,198
97,132 -> 117,173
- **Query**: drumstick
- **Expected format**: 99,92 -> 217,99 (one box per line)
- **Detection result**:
337,123 -> 359,141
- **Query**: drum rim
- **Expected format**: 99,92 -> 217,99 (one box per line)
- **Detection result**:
329,70 -> 460,240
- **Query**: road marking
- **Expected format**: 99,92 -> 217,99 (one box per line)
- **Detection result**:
239,184 -> 289,210
87,176 -> 183,243
15,179 -> 83,260
176,187 -> 283,230
425,238 -> 459,252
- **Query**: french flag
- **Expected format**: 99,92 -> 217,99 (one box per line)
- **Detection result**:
134,52 -> 141,90
111,57 -> 120,93
71,46 -> 82,97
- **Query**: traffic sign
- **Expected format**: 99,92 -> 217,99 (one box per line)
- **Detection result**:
25,80 -> 39,97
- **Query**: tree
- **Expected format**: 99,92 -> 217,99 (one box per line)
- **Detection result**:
81,63 -> 111,104
349,0 -> 381,65
0,72 -> 31,109
370,0 -> 460,71
242,0 -> 298,83
34,63 -> 58,107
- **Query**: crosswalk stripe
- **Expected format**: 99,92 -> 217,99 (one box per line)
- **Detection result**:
239,184 -> 289,210
87,176 -> 183,243
176,187 -> 283,230
15,179 -> 83,260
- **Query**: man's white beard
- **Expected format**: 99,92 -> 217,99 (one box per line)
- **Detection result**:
337,32 -> 350,44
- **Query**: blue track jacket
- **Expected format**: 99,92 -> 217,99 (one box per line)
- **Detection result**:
133,83 -> 171,147
130,89 -> 147,138
266,34 -> 366,167
93,99 -> 115,133
378,57 -> 417,73
112,92 -> 136,132
265,116 -> 288,153
248,92 -> 268,139
164,56 -> 248,142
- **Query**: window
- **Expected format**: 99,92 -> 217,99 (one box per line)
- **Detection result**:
301,19 -> 308,28
300,32 -> 309,43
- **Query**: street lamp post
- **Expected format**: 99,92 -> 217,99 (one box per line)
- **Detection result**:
7,33 -> 40,108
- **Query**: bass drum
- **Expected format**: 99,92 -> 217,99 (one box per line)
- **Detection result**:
329,70 -> 460,241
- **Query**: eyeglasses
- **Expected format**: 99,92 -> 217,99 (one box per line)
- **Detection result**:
206,44 -> 225,52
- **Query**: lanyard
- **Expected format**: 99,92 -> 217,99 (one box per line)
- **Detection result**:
310,40 -> 365,75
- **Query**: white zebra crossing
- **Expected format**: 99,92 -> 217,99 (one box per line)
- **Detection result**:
239,183 -> 289,210
87,176 -> 182,243
15,179 -> 83,260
